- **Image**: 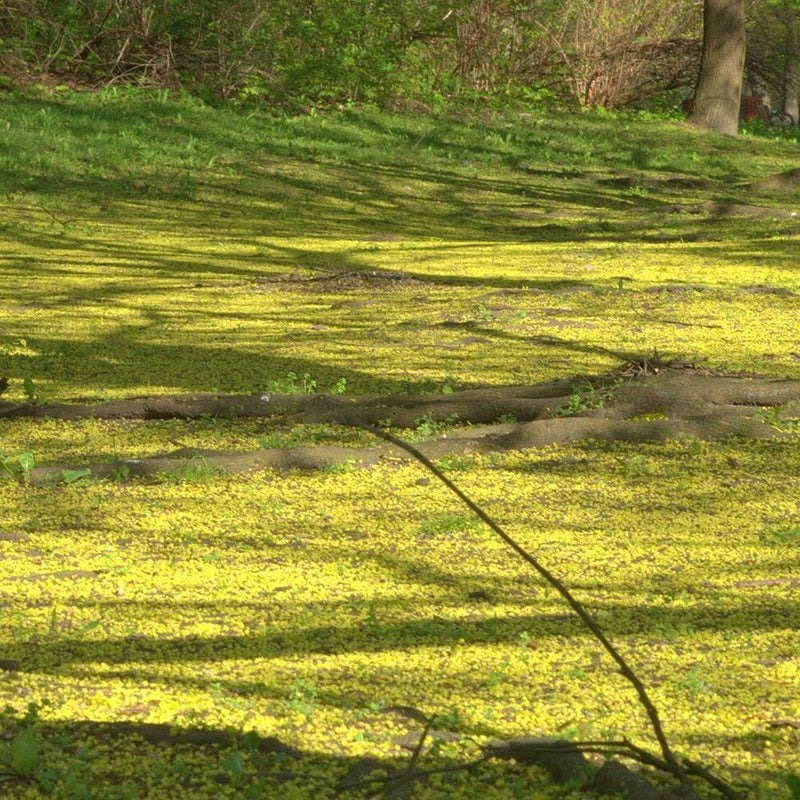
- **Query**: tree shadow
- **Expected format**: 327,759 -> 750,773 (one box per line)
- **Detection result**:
0,708 -> 479,799
3,95 -> 798,400
4,585 -> 796,675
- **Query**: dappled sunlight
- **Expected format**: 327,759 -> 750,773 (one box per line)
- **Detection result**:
0,94 -> 798,798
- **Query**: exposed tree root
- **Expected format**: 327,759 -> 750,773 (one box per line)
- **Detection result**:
3,371 -> 800,426
9,370 -> 796,484
678,200 -> 800,219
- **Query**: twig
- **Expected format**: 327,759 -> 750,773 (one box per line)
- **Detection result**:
15,204 -> 76,228
353,419 -> 750,798
681,758 -> 748,800
352,420 -> 693,783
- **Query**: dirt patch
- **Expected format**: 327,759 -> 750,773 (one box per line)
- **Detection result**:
672,200 -> 800,219
254,269 -> 427,292
746,168 -> 800,192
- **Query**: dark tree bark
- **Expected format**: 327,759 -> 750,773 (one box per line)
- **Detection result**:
688,0 -> 746,135
784,6 -> 799,123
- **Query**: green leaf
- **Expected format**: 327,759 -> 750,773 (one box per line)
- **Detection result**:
22,377 -> 36,401
10,728 -> 39,777
17,451 -> 34,477
76,619 -> 101,636
787,774 -> 800,799
220,751 -> 244,785
59,468 -> 92,484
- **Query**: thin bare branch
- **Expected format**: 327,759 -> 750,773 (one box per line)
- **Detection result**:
351,420 -> 693,786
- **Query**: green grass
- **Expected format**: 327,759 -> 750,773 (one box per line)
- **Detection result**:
1,89 -> 799,401
0,89 -> 799,798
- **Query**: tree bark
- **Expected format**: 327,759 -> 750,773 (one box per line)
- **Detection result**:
784,6 -> 799,123
688,0 -> 746,135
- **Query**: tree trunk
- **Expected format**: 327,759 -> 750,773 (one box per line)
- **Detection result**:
784,6 -> 799,124
688,0 -> 746,135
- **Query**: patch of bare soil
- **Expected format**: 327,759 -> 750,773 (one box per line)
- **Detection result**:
254,268 -> 427,292
746,168 -> 800,192
673,200 -> 800,218
4,370 -> 798,484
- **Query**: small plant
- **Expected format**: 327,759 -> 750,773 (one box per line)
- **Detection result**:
756,404 -> 800,432
162,457 -> 227,483
219,750 -> 246,787
265,371 -> 318,394
330,377 -> 347,394
198,407 -> 240,429
411,412 -> 460,440
675,667 -> 710,697
678,435 -> 704,455
418,511 -> 481,538
366,699 -> 386,714
621,454 -> 648,477
2,728 -> 39,780
286,679 -> 317,717
0,703 -> 41,786
110,464 -> 130,483
556,378 -> 619,417
12,613 -> 35,643
58,468 -> 93,485
558,379 -> 603,415
412,412 -> 437,438
323,457 -> 359,474
486,659 -> 511,689
494,412 -> 517,424
436,455 -> 474,472
0,450 -> 35,484
23,376 -> 37,403
787,774 -> 800,799
474,303 -> 495,322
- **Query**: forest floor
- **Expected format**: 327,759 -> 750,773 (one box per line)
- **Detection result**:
0,90 -> 798,799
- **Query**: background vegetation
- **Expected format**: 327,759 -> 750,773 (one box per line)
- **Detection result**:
0,0 -> 796,116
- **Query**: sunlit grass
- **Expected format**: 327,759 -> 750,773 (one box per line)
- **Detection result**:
0,91 -> 798,798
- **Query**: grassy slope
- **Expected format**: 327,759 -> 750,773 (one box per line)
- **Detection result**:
0,91 -> 798,798
1,91 -> 799,399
